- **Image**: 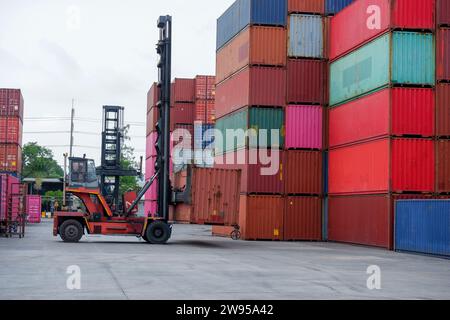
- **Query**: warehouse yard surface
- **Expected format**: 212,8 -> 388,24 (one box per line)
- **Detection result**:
0,221 -> 449,300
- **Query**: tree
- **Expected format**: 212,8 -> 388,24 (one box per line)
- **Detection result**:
22,142 -> 64,179
119,125 -> 140,194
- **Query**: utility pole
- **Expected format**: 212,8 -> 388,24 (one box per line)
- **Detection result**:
70,99 -> 75,158
63,153 -> 68,207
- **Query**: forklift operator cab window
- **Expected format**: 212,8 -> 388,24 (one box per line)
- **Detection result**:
71,159 -> 97,184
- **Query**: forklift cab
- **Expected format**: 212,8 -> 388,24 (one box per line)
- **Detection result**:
69,157 -> 99,189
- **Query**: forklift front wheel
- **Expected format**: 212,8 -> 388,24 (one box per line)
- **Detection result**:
60,219 -> 84,243
145,221 -> 171,244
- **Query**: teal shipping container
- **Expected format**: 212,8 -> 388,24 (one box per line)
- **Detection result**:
288,14 -> 323,58
215,107 -> 284,155
330,32 -> 435,106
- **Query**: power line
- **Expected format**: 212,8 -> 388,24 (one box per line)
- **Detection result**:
24,117 -> 145,126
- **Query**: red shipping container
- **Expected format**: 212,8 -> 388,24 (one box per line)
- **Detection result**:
190,167 -> 241,226
195,75 -> 215,100
437,27 -> 450,81
216,26 -> 287,84
215,66 -> 286,119
329,88 -> 435,148
437,139 -> 450,193
284,196 -> 322,241
287,59 -> 326,105
239,195 -> 284,241
437,0 -> 450,26
328,194 -> 437,249
147,83 -> 159,113
171,102 -> 194,127
330,0 -> 435,61
173,78 -> 195,103
329,138 -> 435,195
288,0 -> 324,14
0,89 -> 24,120
172,124 -> 194,150
0,117 -> 23,145
214,149 -> 284,195
146,107 -> 158,136
26,195 -> 41,224
285,150 -> 323,195
194,100 -> 215,123
0,174 -> 19,221
436,83 -> 450,137
0,144 -> 22,173
174,203 -> 192,223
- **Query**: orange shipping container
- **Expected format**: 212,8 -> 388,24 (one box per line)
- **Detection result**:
239,195 -> 284,241
285,150 -> 323,195
288,0 -> 325,14
0,117 -> 22,145
216,26 -> 287,84
284,196 -> 322,241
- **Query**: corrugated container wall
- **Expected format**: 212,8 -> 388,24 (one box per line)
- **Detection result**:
195,75 -> 215,100
173,78 -> 195,103
437,28 -> 450,81
215,107 -> 284,154
216,26 -> 287,84
215,66 -> 286,119
284,196 -> 322,241
330,0 -> 435,61
287,59 -> 326,104
329,138 -> 435,195
288,0 -> 324,14
171,103 -> 194,127
437,0 -> 450,26
239,195 -> 284,240
0,89 -> 24,120
26,195 -> 42,224
325,0 -> 355,15
0,144 -> 22,173
0,118 -> 23,145
285,105 -> 323,150
436,83 -> 450,137
285,150 -> 323,195
191,168 -> 241,225
216,0 -> 288,50
329,88 -> 435,148
395,200 -> 450,257
437,140 -> 450,193
147,83 -> 158,113
288,14 -> 323,58
330,32 -> 435,106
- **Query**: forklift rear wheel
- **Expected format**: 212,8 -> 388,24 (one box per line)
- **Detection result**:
60,219 -> 83,243
145,221 -> 171,244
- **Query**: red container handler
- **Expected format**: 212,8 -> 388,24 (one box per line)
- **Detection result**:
215,66 -> 286,119
239,195 -> 284,241
330,0 -> 436,61
329,137 -> 435,195
285,150 -> 323,195
0,144 -> 22,173
437,139 -> 450,194
329,88 -> 435,148
173,78 -> 195,103
190,167 -> 241,226
286,59 -> 326,105
328,194 -> 442,249
437,27 -> 450,81
284,196 -> 322,241
0,117 -> 23,145
436,83 -> 450,137
288,0 -> 324,14
437,0 -> 450,26
214,149 -> 284,195
0,89 -> 24,120
26,195 -> 41,224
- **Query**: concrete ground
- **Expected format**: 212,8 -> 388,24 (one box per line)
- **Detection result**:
0,220 -> 449,300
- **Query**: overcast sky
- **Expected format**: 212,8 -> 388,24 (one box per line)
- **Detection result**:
0,0 -> 234,169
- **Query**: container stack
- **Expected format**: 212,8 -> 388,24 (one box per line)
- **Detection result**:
436,0 -> 450,196
327,0 -> 438,249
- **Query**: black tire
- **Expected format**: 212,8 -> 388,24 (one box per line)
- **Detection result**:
145,221 -> 171,244
60,219 -> 83,243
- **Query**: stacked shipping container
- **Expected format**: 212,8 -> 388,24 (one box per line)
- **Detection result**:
328,0 -> 438,249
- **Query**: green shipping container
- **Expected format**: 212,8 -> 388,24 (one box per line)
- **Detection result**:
215,107 -> 284,155
330,31 -> 435,106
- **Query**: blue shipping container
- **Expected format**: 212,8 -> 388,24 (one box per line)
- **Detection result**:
216,0 -> 287,50
194,123 -> 215,149
325,0 -> 355,15
288,14 -> 323,58
395,200 -> 450,257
